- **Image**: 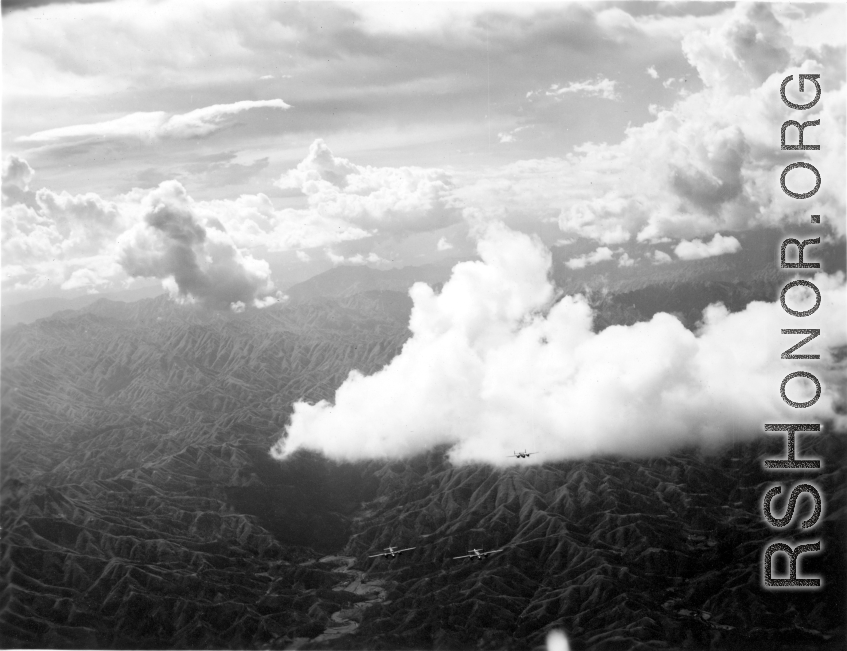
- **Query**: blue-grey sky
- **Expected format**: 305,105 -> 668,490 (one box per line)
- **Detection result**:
2,1 -> 844,307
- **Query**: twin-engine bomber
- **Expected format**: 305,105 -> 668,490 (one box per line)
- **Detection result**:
452,548 -> 503,561
368,545 -> 416,559
508,450 -> 538,459
367,545 -> 503,561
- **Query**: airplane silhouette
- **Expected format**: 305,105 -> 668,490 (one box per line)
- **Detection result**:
368,545 -> 415,559
452,547 -> 502,561
508,450 -> 538,459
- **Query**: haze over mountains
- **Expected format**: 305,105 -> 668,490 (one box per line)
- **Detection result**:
2,246 -> 846,649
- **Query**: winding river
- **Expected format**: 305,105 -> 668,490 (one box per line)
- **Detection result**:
291,555 -> 388,647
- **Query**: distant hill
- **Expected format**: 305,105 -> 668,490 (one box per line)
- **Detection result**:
1,284 -> 166,329
4,227 -> 842,330
284,259 -> 462,302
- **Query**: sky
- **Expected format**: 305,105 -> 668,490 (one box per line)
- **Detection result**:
3,0 -> 847,464
3,1 -> 844,307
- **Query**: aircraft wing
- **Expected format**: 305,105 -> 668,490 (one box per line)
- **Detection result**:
368,551 -> 390,558
452,553 -> 474,560
481,549 -> 503,556
395,547 -> 416,554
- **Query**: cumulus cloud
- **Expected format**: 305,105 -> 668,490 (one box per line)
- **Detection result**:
561,5 -> 844,242
646,66 -> 659,79
437,237 -> 453,251
119,181 -> 280,310
564,246 -> 615,269
276,139 -> 460,233
617,252 -> 635,267
1,156 -> 132,291
460,4 -> 845,244
271,225 -> 847,465
194,192 -> 370,252
19,99 -> 290,143
2,155 -> 34,203
325,249 -> 386,266
674,233 -> 741,260
652,250 -> 673,265
1,152 -> 376,297
497,125 -> 532,144
194,192 -> 369,252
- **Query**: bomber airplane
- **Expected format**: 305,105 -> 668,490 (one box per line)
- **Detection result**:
368,545 -> 416,559
508,450 -> 538,459
453,548 -> 503,561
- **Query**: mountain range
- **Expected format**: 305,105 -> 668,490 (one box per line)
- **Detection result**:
1,246 -> 845,650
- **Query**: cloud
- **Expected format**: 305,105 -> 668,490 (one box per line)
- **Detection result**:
545,77 -> 620,101
617,252 -> 635,267
2,155 -> 34,199
60,258 -> 123,291
273,225 -> 847,465
674,233 -> 741,260
276,139 -> 461,233
527,77 -> 620,102
682,3 -> 791,93
457,4 -> 846,243
119,181 -> 279,310
497,125 -> 532,144
18,99 -> 290,143
193,192 -> 370,253
325,249 -> 386,266
646,66 -> 659,79
652,250 -> 672,265
437,237 -> 453,252
2,156 -> 130,293
564,246 -> 615,269
1,154 -> 369,297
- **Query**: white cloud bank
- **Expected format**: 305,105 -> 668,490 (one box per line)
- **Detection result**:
565,246 -> 615,269
277,139 -> 460,233
2,155 -> 128,291
2,148 -> 452,296
19,99 -> 290,143
674,233 -> 741,260
455,4 -> 845,245
273,225 -> 846,466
